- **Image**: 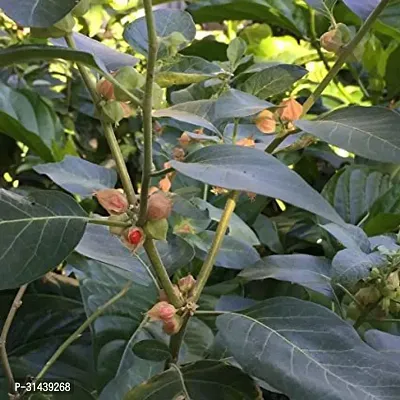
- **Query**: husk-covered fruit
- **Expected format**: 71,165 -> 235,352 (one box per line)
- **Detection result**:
101,101 -> 125,124
146,191 -> 173,221
114,67 -> 145,102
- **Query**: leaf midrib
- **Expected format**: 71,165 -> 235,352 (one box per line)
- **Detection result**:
0,215 -> 88,225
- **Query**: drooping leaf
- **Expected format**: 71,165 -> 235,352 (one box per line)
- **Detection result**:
132,340 -> 171,362
322,165 -> 390,225
240,63 -> 307,99
331,248 -> 386,287
34,156 -> 117,198
227,37 -> 248,70
252,214 -> 284,253
0,44 -> 107,72
364,329 -> 400,365
184,230 -> 261,269
216,297 -> 400,400
156,55 -> 225,87
52,32 -> 139,71
75,224 -> 154,285
0,189 -> 87,290
124,10 -> 196,58
71,256 -> 163,394
170,145 -> 344,225
239,254 -> 334,298
124,360 -> 261,400
0,82 -> 64,161
320,223 -> 371,253
192,198 -> 260,246
0,0 -> 78,28
295,107 -> 400,164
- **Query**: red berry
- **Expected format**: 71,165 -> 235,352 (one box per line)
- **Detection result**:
127,228 -> 143,245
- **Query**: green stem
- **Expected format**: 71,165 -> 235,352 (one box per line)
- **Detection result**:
191,191 -> 240,302
0,285 -> 28,398
65,34 -> 137,207
301,0 -> 390,116
231,118 -> 239,144
137,0 -> 159,227
168,316 -> 189,365
143,239 -> 184,308
34,282 -> 132,383
149,167 -> 174,177
88,218 -> 131,228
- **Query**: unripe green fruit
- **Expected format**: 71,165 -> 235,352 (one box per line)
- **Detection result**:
167,31 -> 187,47
144,218 -> 169,241
320,23 -> 351,54
114,67 -> 145,102
102,100 -> 125,124
30,13 -> 75,38
72,0 -> 91,17
152,82 -> 164,109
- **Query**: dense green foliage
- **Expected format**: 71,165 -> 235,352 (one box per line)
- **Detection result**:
0,1 -> 400,399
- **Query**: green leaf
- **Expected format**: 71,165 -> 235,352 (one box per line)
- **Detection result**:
123,360 -> 261,400
240,63 -> 307,99
184,230 -> 261,269
0,189 -> 87,290
133,340 -> 171,362
216,297 -> 400,400
71,256 -> 163,394
156,55 -> 225,87
34,156 -> 117,198
332,248 -> 386,287
170,145 -> 344,225
227,37 -> 248,70
124,10 -> 196,59
320,223 -> 371,253
75,224 -> 154,285
252,214 -> 283,253
0,82 -> 64,161
239,255 -> 334,298
52,32 -> 139,71
0,0 -> 78,28
322,165 -> 390,225
385,44 -> 400,99
0,44 -> 107,72
364,213 -> 400,236
295,107 -> 400,164
193,198 -> 260,246
144,218 -> 169,241
364,329 -> 400,366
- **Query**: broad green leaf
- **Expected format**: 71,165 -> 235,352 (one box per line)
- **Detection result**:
0,0 -> 78,28
322,165 -> 390,225
343,0 -> 379,19
332,248 -> 386,287
184,230 -> 261,269
34,156 -> 117,198
216,297 -> 400,400
320,223 -> 371,253
71,257 -> 163,394
0,44 -> 107,72
193,198 -> 260,245
52,32 -> 139,71
295,107 -> 400,164
364,185 -> 400,235
124,10 -> 196,59
124,360 -> 261,400
0,189 -> 87,290
132,340 -> 171,362
385,45 -> 400,99
240,63 -> 307,99
216,295 -> 258,312
364,329 -> 400,365
171,80 -> 223,104
156,55 -> 225,87
239,254 -> 334,298
0,82 -> 63,161
170,145 -> 344,225
304,0 -> 337,14
75,224 -> 154,285
252,214 -> 283,253
0,291 -> 93,395
187,0 -> 307,36
227,37 -> 247,70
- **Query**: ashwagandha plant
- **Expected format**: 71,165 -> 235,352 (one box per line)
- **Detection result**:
0,0 -> 400,399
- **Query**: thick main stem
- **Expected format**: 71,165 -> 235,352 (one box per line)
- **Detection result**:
137,0 -> 159,227
65,34 -> 137,207
301,0 -> 390,116
0,284 -> 28,398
